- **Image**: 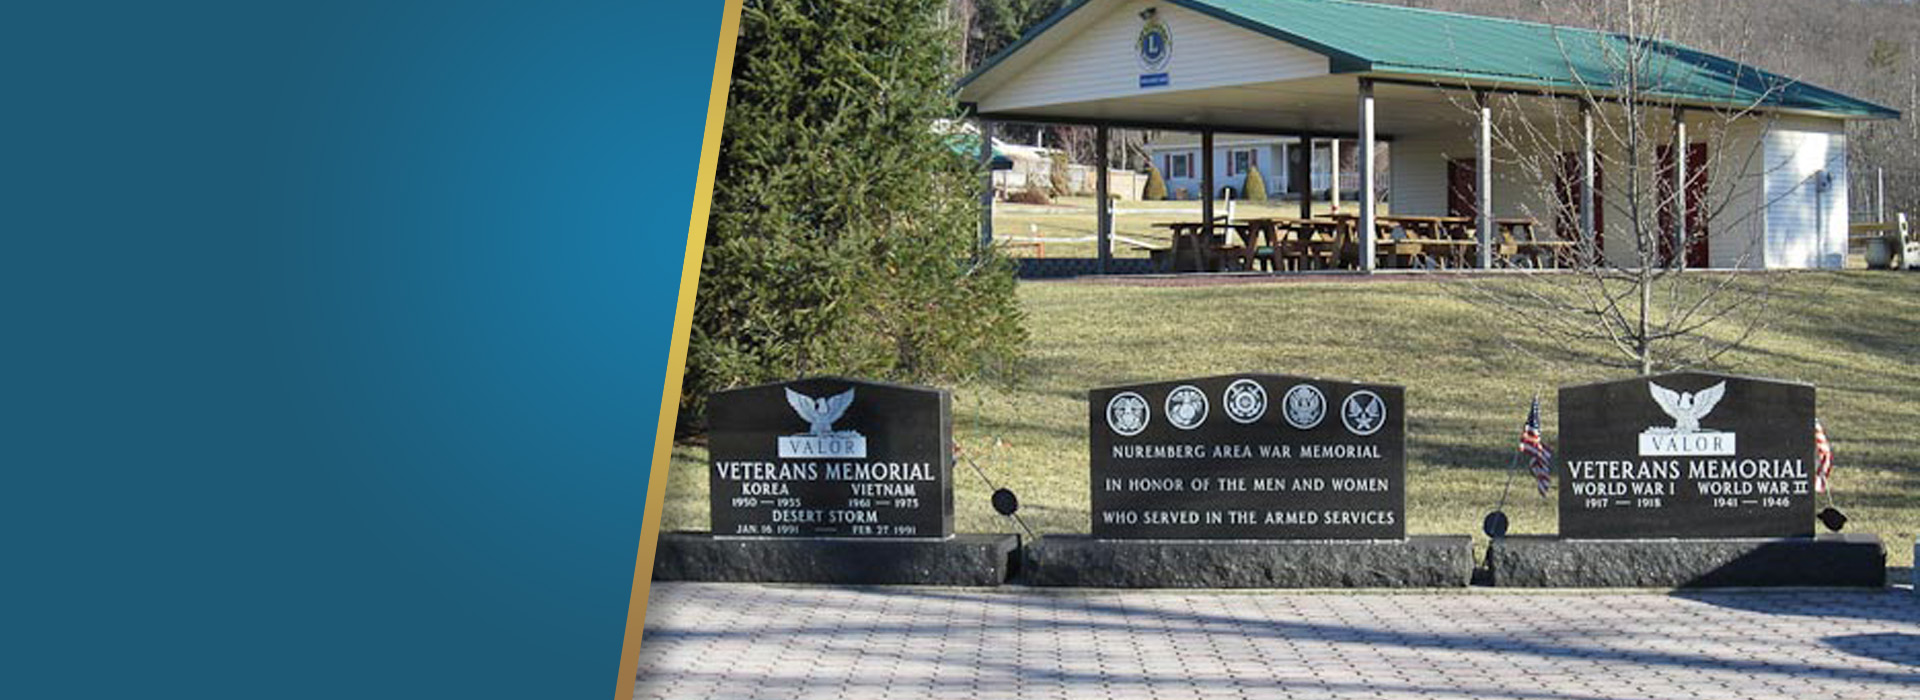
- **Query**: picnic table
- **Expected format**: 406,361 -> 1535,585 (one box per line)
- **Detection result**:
1243,217 -> 1344,271
1497,218 -> 1577,268
1151,215 -> 1570,272
1329,214 -> 1570,269
1152,220 -> 1256,272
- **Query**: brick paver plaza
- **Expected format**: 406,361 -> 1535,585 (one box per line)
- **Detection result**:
637,583 -> 1920,699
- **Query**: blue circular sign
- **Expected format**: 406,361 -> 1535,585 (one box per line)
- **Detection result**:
1137,19 -> 1171,71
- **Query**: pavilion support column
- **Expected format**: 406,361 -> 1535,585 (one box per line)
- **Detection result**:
1581,103 -> 1596,246
1096,125 -> 1112,274
1295,136 -> 1313,219
1475,92 -> 1494,270
1358,79 -> 1377,272
1202,130 -> 1216,252
1329,138 -> 1341,213
977,117 -> 995,256
1673,109 -> 1688,270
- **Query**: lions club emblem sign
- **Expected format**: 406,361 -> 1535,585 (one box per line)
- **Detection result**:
1136,12 -> 1171,88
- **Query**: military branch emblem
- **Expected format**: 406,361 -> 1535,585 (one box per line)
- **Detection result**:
778,388 -> 866,458
1106,392 -> 1150,436
1283,384 -> 1326,430
1222,379 -> 1266,424
1341,390 -> 1386,436
1165,385 -> 1208,430
1640,381 -> 1736,456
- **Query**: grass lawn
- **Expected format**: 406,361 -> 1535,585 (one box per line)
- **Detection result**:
664,271 -> 1920,567
992,196 -> 1374,259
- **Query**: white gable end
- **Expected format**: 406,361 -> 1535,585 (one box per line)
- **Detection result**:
1763,117 -> 1849,269
975,0 -> 1331,113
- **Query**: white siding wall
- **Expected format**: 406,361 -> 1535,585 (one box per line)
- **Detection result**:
1388,137 -> 1447,215
1762,117 -> 1849,269
1384,132 -> 1544,220
977,0 -> 1329,113
1706,119 -> 1768,270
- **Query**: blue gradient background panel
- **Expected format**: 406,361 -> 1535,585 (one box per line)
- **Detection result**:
3,2 -> 714,697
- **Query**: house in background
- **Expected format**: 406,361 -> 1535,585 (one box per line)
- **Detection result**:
1142,133 -> 1363,202
940,119 -> 1148,200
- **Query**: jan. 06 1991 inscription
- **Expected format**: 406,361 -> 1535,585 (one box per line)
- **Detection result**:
707,377 -> 953,539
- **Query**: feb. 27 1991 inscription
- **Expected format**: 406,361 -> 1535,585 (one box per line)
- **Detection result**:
1089,374 -> 1406,540
1558,372 -> 1815,539
707,377 -> 953,539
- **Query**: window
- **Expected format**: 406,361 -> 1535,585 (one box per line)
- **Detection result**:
1228,148 -> 1257,176
1167,153 -> 1192,179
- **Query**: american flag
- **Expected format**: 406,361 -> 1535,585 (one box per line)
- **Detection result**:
1814,419 -> 1833,494
1520,396 -> 1554,496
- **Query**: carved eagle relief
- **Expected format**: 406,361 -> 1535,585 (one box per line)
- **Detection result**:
786,388 -> 855,436
1648,381 -> 1726,433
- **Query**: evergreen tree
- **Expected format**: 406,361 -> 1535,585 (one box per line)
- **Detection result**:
1047,150 -> 1071,197
1243,165 -> 1268,202
1142,164 -> 1167,200
687,0 -> 1026,433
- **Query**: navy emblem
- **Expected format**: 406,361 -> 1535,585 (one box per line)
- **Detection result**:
1283,384 -> 1326,430
1223,379 -> 1266,424
1165,385 -> 1208,430
1106,391 -> 1150,436
1340,390 -> 1386,436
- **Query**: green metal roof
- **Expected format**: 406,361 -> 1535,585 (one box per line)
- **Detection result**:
960,0 -> 1900,120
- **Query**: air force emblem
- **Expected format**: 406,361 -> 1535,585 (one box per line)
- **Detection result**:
779,388 -> 867,458
1640,381 -> 1735,455
1340,390 -> 1386,436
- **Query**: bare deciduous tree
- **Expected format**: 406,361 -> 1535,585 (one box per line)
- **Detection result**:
1441,0 -> 1809,375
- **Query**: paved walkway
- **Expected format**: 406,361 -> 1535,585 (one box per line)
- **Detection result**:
636,583 -> 1920,700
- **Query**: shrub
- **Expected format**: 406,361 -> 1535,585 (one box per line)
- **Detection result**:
1244,165 -> 1268,201
1007,188 -> 1052,205
1047,150 -> 1070,198
687,0 -> 1026,435
1142,165 -> 1167,200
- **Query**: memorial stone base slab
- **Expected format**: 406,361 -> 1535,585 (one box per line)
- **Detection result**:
652,532 -> 1019,586
1024,535 -> 1472,588
1487,534 -> 1886,588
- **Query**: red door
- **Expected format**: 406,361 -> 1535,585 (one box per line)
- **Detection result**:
1447,159 -> 1477,219
1555,153 -> 1604,253
1658,143 -> 1710,268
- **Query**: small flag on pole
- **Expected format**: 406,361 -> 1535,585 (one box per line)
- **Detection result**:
1814,419 -> 1833,494
1520,396 -> 1554,496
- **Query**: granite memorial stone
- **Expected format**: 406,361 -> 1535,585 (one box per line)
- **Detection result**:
707,376 -> 953,539
1557,371 -> 1815,539
1088,374 -> 1406,540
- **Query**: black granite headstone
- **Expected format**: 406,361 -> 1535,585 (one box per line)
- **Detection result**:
1558,371 -> 1815,539
1089,374 -> 1405,540
707,377 -> 953,539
